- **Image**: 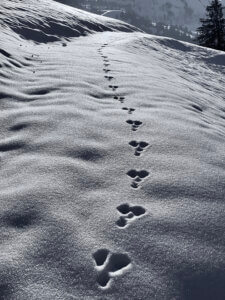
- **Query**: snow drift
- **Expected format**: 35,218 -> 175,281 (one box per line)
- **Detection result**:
0,0 -> 136,43
1,0 -> 225,299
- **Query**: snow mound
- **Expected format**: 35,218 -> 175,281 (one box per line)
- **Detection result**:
0,0 -> 136,43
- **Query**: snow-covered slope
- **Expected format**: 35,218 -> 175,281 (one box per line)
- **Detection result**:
0,0 -> 136,43
1,0 -> 225,299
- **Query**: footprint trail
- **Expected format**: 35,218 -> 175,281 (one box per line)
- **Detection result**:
94,42 -> 150,290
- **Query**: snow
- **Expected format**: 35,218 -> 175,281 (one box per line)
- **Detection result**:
0,0 -> 136,43
1,0 -> 225,299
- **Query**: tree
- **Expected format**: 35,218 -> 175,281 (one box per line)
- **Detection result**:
197,0 -> 225,51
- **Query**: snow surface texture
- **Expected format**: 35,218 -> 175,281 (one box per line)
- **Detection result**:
0,0 -> 136,43
1,0 -> 225,299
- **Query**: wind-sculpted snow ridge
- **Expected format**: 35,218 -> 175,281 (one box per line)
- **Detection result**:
0,0 -> 137,43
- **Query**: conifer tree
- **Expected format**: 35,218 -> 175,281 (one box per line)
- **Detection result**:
197,0 -> 225,51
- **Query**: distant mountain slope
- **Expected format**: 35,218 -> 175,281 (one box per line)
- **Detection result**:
102,0 -> 225,29
0,0 -> 137,43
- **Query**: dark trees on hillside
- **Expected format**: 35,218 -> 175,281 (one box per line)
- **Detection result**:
54,0 -> 82,9
197,0 -> 225,51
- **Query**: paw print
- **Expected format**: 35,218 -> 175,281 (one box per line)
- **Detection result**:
93,249 -> 131,288
127,169 -> 149,189
126,120 -> 142,131
116,203 -> 146,228
129,140 -> 149,156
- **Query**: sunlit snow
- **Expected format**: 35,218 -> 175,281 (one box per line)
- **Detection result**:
1,0 -> 225,299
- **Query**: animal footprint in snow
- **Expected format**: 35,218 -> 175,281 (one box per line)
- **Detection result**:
109,85 -> 118,91
105,76 -> 114,81
126,120 -> 142,131
104,63 -> 110,67
103,69 -> 110,73
122,107 -> 135,114
114,96 -> 125,103
127,169 -> 149,189
93,249 -> 131,289
116,203 -> 146,228
129,140 -> 149,156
